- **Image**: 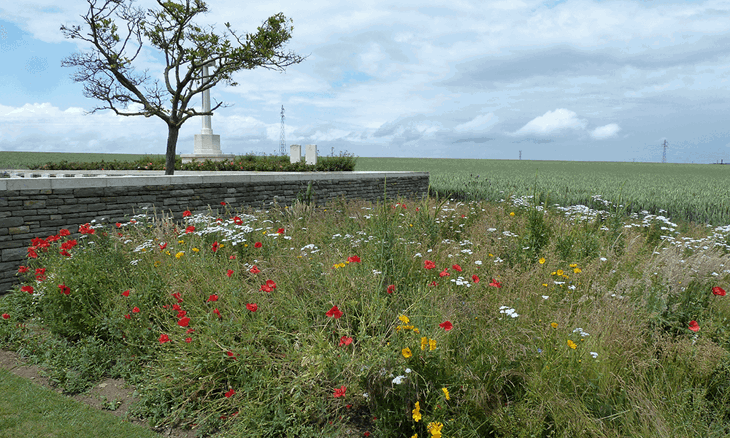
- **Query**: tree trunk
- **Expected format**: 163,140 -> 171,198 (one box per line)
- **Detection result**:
165,124 -> 180,175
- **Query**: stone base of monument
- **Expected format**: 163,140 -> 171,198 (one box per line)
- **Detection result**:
181,154 -> 235,164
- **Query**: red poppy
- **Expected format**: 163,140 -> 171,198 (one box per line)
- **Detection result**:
212,242 -> 219,252
229,255 -> 236,260
452,264 -> 462,272
333,386 -> 347,398
259,284 -> 272,292
159,243 -> 167,250
689,320 -> 700,332
79,223 -> 95,235
159,334 -> 170,344
277,228 -> 285,234
17,266 -> 28,273
27,248 -> 38,259
132,307 -> 140,313
21,285 -> 34,294
226,351 -> 236,358
472,274 -> 480,283
183,210 -> 192,217
224,388 -> 235,398
58,284 -> 70,295
254,242 -> 262,248
220,201 -> 226,206
172,292 -> 183,303
227,269 -> 234,277
712,287 -> 726,296
266,280 -> 277,289
246,303 -> 258,312
207,294 -> 219,302
249,265 -> 260,274
347,256 -> 361,263
185,337 -> 192,343
2,313 -> 10,320
172,304 -> 181,311
177,310 -> 187,318
326,306 -> 344,319
424,260 -> 436,270
185,226 -> 195,234
122,290 -> 130,297
178,317 -> 190,327
124,314 -> 131,320
339,336 -> 353,346
59,229 -> 70,236
60,250 -> 71,257
61,240 -> 77,250
489,279 -> 502,288
429,281 -> 438,287
116,223 -> 122,228
233,216 -> 243,225
214,308 -> 221,318
439,269 -> 450,278
387,285 -> 395,294
186,328 -> 195,334
439,321 -> 453,331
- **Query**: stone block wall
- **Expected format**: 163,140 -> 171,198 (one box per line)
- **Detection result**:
0,171 -> 429,294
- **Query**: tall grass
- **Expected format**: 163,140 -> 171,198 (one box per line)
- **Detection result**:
1,189 -> 730,437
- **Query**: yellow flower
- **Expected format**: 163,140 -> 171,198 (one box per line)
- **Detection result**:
542,283 -> 548,287
411,435 -> 418,438
413,327 -> 420,334
262,231 -> 267,234
539,257 -> 545,264
399,315 -> 410,324
429,339 -> 437,351
175,251 -> 184,259
402,348 -> 412,358
165,251 -> 171,256
421,337 -> 428,351
192,248 -> 199,253
178,240 -> 184,244
489,253 -> 493,257
427,421 -> 443,437
569,263 -> 577,268
557,269 -> 564,276
573,267 -> 582,273
412,401 -> 421,422
153,261 -> 161,267
567,339 -> 577,349
509,212 -> 515,216
442,387 -> 450,400
551,322 -> 558,329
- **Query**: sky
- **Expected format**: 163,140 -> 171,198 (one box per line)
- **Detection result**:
2,0 -> 730,163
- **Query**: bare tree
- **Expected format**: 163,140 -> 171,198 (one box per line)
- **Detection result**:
60,0 -> 309,175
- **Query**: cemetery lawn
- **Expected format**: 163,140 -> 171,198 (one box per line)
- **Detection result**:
1,188 -> 730,437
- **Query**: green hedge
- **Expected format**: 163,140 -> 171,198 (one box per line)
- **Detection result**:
29,152 -> 357,172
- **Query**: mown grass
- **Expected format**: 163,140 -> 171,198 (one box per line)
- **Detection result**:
0,368 -> 159,438
1,185 -> 730,437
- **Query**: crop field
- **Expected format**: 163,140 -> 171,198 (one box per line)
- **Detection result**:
356,157 -> 730,228
2,151 -> 729,227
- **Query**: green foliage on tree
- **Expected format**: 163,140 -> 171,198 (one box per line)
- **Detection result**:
60,0 -> 310,175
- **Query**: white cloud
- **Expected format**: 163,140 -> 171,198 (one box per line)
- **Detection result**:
590,123 -> 621,140
511,108 -> 588,137
454,113 -> 498,132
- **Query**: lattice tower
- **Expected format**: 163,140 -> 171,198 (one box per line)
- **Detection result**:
662,139 -> 668,163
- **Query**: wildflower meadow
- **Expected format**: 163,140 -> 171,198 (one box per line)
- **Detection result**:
1,189 -> 730,437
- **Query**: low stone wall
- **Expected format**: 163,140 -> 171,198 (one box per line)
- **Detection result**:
0,171 -> 429,294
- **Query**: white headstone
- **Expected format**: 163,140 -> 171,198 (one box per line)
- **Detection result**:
290,144 -> 301,164
305,144 -> 317,165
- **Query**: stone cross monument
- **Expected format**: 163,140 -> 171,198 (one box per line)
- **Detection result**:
181,60 -> 235,164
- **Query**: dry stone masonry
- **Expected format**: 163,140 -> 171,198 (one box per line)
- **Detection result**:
0,171 -> 429,294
